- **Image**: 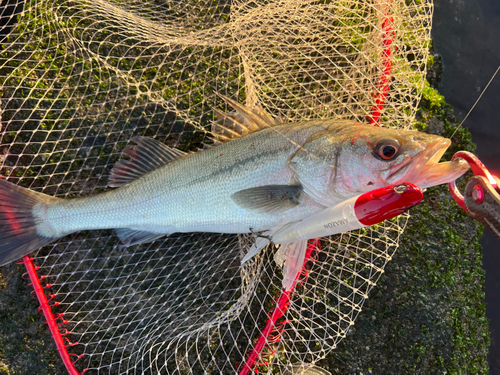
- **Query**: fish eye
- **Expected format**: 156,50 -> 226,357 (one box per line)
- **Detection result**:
374,139 -> 401,160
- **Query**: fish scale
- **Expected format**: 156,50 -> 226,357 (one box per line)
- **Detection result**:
42,121 -> 328,236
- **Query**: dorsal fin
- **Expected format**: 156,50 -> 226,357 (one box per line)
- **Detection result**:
208,94 -> 283,147
109,136 -> 186,187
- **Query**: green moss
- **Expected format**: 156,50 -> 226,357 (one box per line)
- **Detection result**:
422,81 -> 446,109
413,121 -> 427,131
427,55 -> 435,67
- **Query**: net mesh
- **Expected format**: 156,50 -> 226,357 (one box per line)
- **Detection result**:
0,0 -> 432,372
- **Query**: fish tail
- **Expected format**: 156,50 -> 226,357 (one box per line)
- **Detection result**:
0,179 -> 62,266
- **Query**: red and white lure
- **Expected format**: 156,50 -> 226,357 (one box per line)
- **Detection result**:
245,183 -> 424,290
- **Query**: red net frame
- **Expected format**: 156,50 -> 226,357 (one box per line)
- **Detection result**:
237,3 -> 395,371
19,1 -> 397,373
22,255 -> 83,374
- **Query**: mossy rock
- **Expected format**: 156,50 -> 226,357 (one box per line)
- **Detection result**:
0,12 -> 489,373
318,74 -> 489,374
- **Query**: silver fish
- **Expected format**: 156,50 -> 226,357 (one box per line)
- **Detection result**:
0,96 -> 469,266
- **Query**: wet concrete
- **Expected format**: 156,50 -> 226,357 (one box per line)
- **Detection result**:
432,0 -> 500,372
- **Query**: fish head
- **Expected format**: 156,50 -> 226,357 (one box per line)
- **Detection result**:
291,122 -> 469,205
332,124 -> 470,198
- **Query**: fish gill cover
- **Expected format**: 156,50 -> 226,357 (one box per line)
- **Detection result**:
0,0 -> 436,372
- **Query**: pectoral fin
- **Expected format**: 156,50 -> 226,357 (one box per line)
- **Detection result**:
231,185 -> 303,213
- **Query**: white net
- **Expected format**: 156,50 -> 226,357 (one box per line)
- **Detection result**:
0,0 -> 432,372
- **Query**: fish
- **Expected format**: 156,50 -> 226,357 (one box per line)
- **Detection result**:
0,96 -> 470,267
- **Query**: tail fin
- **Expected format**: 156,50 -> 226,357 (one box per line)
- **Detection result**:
0,179 -> 61,266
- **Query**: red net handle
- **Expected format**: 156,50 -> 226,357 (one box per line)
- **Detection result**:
238,239 -> 320,375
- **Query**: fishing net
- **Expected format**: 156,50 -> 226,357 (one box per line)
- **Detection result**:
0,0 -> 432,372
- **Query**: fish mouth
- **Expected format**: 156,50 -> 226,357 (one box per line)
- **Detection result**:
387,138 -> 470,189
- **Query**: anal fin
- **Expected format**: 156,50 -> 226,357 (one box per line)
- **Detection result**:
115,228 -> 167,246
